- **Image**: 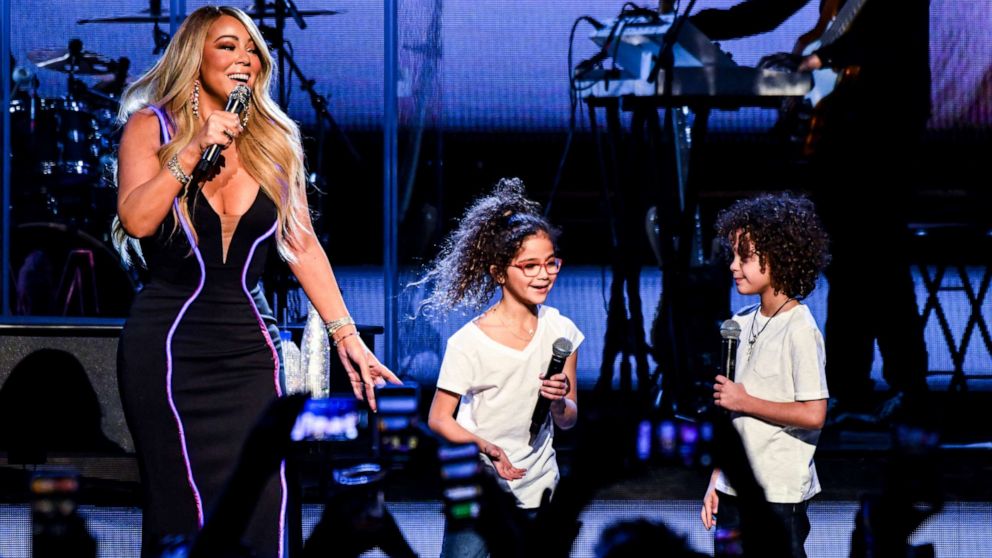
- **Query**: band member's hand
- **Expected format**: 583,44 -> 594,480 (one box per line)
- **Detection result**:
758,51 -> 803,72
713,375 -> 749,413
480,442 -> 526,481
540,372 -> 570,401
701,485 -> 720,530
335,331 -> 400,412
798,53 -> 822,72
192,110 -> 244,152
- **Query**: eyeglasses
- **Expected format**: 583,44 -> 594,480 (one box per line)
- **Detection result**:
508,258 -> 564,277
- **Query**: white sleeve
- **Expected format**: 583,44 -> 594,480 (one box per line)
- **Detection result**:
436,339 -> 475,396
558,314 -> 585,352
790,325 -> 829,401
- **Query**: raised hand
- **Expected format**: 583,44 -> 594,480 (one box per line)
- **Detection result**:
192,110 -> 243,153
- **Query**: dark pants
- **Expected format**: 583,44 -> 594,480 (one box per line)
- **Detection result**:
715,492 -> 811,558
811,111 -> 930,408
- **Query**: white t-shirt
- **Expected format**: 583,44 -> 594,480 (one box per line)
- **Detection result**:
715,303 -> 829,504
436,305 -> 584,509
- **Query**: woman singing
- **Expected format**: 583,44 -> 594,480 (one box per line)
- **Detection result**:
113,6 -> 399,556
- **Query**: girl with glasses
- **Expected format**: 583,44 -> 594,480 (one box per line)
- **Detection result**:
414,178 -> 583,557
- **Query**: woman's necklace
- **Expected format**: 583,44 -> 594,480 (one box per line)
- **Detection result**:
492,304 -> 536,342
747,297 -> 794,360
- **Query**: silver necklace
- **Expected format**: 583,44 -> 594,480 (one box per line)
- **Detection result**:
747,298 -> 794,359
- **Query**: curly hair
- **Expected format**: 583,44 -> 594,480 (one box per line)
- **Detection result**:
714,192 -> 830,299
412,178 -> 558,316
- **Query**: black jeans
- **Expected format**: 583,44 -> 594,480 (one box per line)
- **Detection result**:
715,492 -> 811,558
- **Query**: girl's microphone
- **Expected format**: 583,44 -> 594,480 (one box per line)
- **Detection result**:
529,337 -> 574,443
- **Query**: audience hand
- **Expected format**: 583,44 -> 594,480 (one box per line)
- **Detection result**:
304,485 -> 416,558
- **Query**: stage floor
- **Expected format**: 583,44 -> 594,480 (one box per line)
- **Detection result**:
1,499 -> 989,557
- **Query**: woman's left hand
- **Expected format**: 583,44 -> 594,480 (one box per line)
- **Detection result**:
336,332 -> 402,412
540,372 -> 570,401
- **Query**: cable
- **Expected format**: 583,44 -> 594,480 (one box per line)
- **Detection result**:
546,15 -> 603,218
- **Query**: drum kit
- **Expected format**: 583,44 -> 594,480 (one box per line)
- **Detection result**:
7,2 -> 341,316
10,38 -> 125,220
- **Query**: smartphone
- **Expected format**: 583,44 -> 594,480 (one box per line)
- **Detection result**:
375,384 -> 421,465
290,397 -> 367,442
438,442 -> 484,525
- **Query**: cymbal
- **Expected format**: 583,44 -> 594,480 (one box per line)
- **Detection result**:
27,47 -> 116,76
78,9 -> 343,25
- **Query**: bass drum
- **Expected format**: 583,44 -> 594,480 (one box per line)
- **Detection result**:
11,223 -> 136,317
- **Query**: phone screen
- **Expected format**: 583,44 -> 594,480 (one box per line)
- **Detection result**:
290,397 -> 365,442
375,384 -> 421,464
438,442 -> 484,524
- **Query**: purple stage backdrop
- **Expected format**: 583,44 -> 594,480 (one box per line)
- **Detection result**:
7,0 -> 991,131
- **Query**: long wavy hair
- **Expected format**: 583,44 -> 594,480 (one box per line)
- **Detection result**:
412,178 -> 559,317
112,5 -> 309,265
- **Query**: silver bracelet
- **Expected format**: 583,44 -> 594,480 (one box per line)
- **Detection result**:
324,316 -> 356,338
167,154 -> 191,186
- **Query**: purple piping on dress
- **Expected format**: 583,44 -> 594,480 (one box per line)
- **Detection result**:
151,110 -> 207,528
165,196 -> 207,527
242,219 -> 286,558
147,105 -> 172,144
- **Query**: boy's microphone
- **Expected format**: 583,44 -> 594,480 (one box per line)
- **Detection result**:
529,337 -> 574,444
720,320 -> 741,382
194,84 -> 252,178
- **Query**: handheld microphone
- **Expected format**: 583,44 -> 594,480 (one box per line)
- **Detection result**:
719,319 -> 741,382
529,337 -> 574,443
194,84 -> 252,178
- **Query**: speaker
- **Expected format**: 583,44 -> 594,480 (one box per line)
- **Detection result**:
0,324 -> 132,455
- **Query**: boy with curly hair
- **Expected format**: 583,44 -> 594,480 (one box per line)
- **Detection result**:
700,192 -> 831,558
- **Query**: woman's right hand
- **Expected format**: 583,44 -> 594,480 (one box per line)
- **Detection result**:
191,110 -> 244,154
480,442 -> 526,481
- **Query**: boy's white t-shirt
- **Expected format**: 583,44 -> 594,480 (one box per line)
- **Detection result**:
715,303 -> 829,504
436,305 -> 584,509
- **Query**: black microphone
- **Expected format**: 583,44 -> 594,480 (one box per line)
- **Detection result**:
720,319 -> 741,382
194,84 -> 252,178
529,337 -> 574,443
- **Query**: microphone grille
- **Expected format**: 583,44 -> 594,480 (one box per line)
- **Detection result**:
552,337 -> 574,358
720,319 -> 741,340
231,84 -> 252,104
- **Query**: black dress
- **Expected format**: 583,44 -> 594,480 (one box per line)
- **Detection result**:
117,108 -> 285,558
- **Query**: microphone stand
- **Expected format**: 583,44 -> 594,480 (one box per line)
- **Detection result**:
256,24 -> 360,167
250,1 -> 361,358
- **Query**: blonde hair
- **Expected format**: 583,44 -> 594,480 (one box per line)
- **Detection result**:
113,5 -> 310,265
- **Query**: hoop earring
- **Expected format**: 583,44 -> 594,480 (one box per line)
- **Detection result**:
191,80 -> 200,120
